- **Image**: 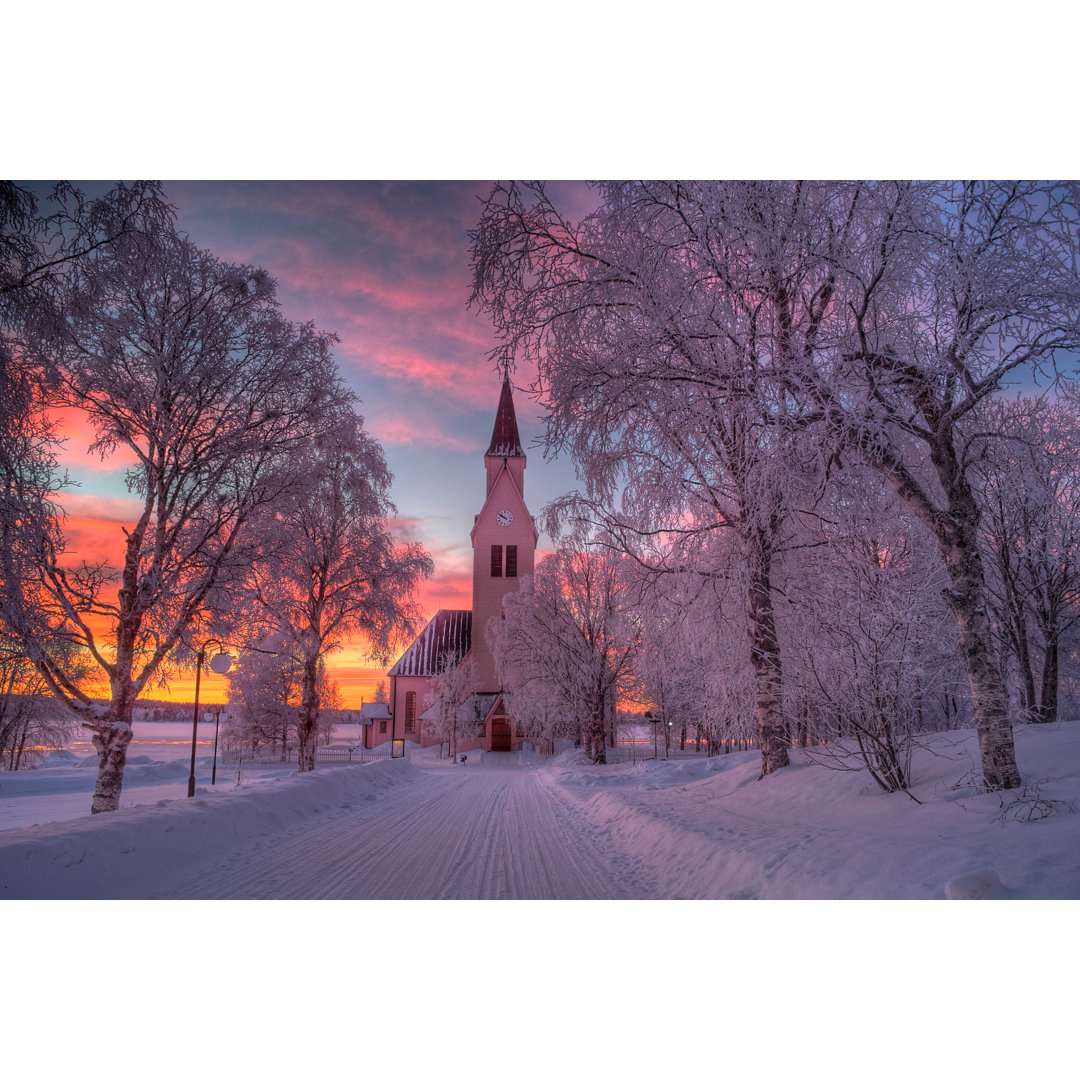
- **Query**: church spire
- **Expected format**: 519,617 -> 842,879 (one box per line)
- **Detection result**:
485,376 -> 525,459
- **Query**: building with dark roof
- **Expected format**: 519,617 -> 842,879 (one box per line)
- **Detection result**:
367,377 -> 538,752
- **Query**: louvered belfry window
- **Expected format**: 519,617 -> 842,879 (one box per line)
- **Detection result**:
491,545 -> 503,577
506,544 -> 517,578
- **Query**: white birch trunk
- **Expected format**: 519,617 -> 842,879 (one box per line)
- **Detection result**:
746,545 -> 790,777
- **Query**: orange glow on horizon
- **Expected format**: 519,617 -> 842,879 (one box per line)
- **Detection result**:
47,564 -> 477,709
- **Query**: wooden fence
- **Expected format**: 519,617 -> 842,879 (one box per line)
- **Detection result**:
219,744 -> 394,766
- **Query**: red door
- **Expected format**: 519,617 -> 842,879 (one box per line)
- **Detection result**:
490,716 -> 512,751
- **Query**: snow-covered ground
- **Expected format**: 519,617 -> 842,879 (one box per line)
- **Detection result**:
6,721 -> 1076,1080
0,719 -> 308,831
3,720 -> 1079,899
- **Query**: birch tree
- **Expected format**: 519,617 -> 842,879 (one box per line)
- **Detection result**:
471,181 -> 837,775
782,467 -> 961,790
492,534 -> 639,763
239,414 -> 432,772
224,633 -> 302,757
2,184 -> 169,677
0,648 -> 76,769
632,565 -> 751,756
473,180 -> 1080,790
974,395 -> 1080,724
224,633 -> 340,758
6,188 -> 350,811
423,653 -> 476,761
822,182 -> 1080,787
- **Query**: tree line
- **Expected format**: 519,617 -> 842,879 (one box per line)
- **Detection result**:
1,182 -> 430,808
464,181 -> 1080,792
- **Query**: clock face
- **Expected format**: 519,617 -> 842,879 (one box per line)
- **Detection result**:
496,509 -> 513,526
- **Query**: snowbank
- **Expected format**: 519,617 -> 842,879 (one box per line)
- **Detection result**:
538,723 -> 1080,899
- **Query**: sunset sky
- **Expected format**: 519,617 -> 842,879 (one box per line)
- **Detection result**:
31,180 -> 600,706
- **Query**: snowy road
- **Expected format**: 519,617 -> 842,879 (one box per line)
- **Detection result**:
9,726 -> 1080,900
156,760 -> 642,900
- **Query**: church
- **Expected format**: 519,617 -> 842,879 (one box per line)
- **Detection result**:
363,377 -> 538,752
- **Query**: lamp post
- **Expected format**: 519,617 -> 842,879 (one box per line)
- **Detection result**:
188,640 -> 232,797
211,706 -> 222,785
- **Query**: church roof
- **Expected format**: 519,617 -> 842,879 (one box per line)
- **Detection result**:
485,377 -> 525,458
358,702 -> 391,723
388,609 -> 472,677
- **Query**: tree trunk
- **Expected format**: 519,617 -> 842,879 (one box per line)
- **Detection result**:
745,535 -> 790,777
878,433 -> 1022,789
1012,608 -> 1038,721
297,654 -> 320,773
995,538 -> 1037,720
588,702 -> 607,764
935,471 -> 1021,789
89,526 -> 145,812
91,709 -> 135,813
1037,636 -> 1059,724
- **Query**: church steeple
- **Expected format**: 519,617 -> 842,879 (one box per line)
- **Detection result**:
484,377 -> 526,496
472,376 -> 537,696
486,376 -> 525,458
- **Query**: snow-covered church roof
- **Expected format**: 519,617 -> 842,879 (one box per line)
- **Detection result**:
358,702 -> 391,724
388,609 -> 472,678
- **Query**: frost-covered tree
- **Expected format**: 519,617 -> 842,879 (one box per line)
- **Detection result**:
818,182 -> 1080,788
423,654 -> 476,761
0,647 -> 76,769
472,181 -> 838,776
224,635 -> 300,756
632,566 -> 749,756
783,468 -> 960,792
2,184 -> 169,686
235,414 -> 431,772
4,186 -> 350,811
473,180 -> 1080,790
224,633 -> 340,757
974,395 -> 1080,724
492,533 -> 639,763
1,183 -> 62,584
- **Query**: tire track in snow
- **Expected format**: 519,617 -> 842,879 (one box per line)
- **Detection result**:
157,763 -> 637,899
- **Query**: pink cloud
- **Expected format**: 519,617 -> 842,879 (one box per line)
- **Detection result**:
366,411 -> 480,453
50,407 -> 140,469
59,492 -> 143,522
56,516 -> 126,570
233,235 -> 446,315
366,347 -> 496,406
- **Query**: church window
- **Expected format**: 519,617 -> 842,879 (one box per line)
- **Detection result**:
506,544 -> 517,577
405,691 -> 416,733
491,544 -> 503,577
379,720 -> 388,734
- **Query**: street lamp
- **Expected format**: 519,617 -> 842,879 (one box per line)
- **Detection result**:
188,640 -> 232,797
211,706 -> 223,785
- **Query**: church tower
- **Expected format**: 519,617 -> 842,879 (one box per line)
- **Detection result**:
470,377 -> 538,693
